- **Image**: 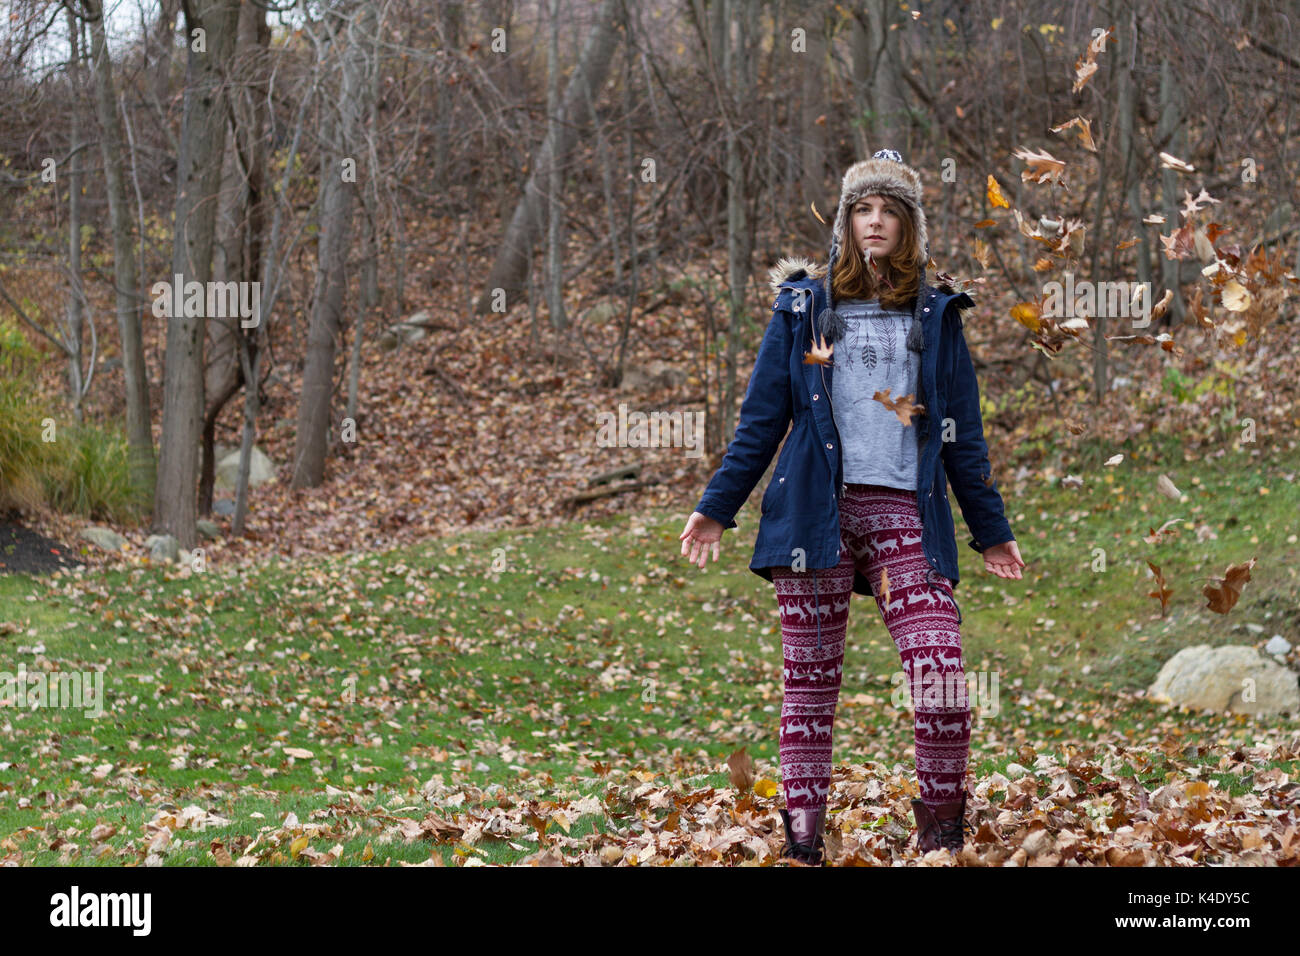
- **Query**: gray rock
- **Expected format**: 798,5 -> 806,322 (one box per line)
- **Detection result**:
144,533 -> 180,563
620,359 -> 688,391
1148,644 -> 1300,716
196,520 -> 221,541
215,446 -> 276,491
78,526 -> 127,552
378,322 -> 427,350
213,498 -> 235,516
1265,635 -> 1292,657
402,309 -> 435,328
581,301 -> 622,325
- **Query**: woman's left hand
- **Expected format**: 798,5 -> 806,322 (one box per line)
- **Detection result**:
983,540 -> 1025,579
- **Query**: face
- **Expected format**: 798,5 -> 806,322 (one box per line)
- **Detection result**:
849,194 -> 903,261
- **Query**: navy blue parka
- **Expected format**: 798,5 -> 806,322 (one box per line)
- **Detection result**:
693,259 -> 1015,625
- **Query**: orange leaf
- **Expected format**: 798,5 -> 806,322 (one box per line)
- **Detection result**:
986,176 -> 1010,209
872,389 -> 925,426
803,330 -> 834,366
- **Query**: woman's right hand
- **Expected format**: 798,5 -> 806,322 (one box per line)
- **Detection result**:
679,512 -> 724,568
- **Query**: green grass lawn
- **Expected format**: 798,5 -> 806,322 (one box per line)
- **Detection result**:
1,440 -> 1297,865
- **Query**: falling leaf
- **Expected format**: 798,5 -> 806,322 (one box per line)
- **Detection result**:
1049,116 -> 1097,152
803,330 -> 834,366
1180,188 -> 1221,220
1143,518 -> 1183,544
1011,301 -> 1042,332
873,389 -> 925,426
986,175 -> 1010,209
1159,223 -> 1197,260
1013,146 -> 1068,187
1104,454 -> 1123,466
1203,558 -> 1257,614
1158,151 -> 1195,173
1156,474 -> 1181,501
974,218 -> 997,228
1146,561 -> 1172,616
1221,281 -> 1251,312
1148,288 -> 1174,323
727,747 -> 756,793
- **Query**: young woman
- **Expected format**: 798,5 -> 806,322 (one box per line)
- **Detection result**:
679,149 -> 1025,865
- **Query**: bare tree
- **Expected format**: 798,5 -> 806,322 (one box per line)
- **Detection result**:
154,0 -> 241,548
291,0 -> 376,489
474,0 -> 624,315
84,0 -> 156,502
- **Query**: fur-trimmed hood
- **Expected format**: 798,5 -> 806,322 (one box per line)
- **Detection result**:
767,256 -> 826,297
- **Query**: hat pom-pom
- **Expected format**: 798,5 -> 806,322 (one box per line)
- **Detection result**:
905,314 -> 924,352
816,306 -> 847,345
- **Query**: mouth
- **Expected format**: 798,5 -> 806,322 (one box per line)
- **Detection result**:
866,236 -> 885,241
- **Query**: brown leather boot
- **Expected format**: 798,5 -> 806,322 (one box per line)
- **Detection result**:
778,807 -> 827,866
911,790 -> 970,854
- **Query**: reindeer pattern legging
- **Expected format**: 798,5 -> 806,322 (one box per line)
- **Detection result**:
770,483 -> 970,812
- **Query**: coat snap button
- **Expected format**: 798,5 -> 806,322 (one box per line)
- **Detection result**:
826,443 -> 833,449
779,477 -> 785,483
923,307 -> 930,312
813,393 -> 819,400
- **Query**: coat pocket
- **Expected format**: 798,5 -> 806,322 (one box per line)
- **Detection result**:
761,471 -> 786,515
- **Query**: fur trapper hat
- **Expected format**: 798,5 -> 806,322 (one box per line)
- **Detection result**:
817,148 -> 929,350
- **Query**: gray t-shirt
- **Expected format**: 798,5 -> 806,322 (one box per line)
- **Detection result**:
830,297 -> 919,489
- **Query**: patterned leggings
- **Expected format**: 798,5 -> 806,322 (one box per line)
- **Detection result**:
770,483 -> 970,812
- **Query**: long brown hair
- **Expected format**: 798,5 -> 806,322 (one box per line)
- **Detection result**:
830,195 -> 921,310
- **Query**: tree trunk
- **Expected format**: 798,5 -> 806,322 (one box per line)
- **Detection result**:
1157,53 -> 1187,332
864,0 -> 908,152
545,0 -> 568,334
85,0 -> 156,504
154,0 -> 240,549
65,8 -> 87,422
200,0 -> 271,516
474,0 -> 623,315
291,0 -> 373,489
